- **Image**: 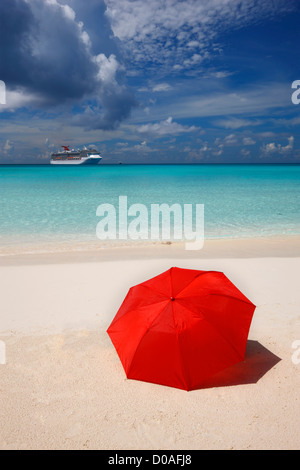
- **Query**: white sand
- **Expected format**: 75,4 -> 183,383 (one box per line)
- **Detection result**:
0,238 -> 300,450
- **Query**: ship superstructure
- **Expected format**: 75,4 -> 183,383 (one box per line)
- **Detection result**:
51,146 -> 102,165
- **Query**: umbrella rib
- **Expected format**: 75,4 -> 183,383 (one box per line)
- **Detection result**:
110,298 -> 170,330
126,301 -> 171,376
177,302 -> 245,362
179,291 -> 254,306
171,303 -> 190,390
174,271 -> 220,297
208,292 -> 255,306
138,283 -> 170,300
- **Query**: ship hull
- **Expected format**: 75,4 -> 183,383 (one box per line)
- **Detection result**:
50,156 -> 102,165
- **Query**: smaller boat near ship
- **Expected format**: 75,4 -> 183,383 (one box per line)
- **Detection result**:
50,146 -> 102,165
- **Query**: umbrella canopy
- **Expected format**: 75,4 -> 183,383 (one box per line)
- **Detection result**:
107,267 -> 256,391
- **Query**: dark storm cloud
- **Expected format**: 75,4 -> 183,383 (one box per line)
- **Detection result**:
0,0 -> 96,102
72,87 -> 138,130
0,0 -> 136,128
0,0 -> 35,85
66,0 -> 119,57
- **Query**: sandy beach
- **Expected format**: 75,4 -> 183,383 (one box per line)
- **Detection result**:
1,0 -> 300,454
0,237 -> 300,450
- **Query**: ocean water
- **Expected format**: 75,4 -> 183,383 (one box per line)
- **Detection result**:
0,164 -> 300,252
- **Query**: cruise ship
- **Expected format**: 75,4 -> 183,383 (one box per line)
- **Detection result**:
50,146 -> 102,165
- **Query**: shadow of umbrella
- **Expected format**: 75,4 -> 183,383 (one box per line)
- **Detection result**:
199,340 -> 281,389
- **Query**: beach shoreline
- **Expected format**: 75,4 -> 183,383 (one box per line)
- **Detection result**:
1,234 -> 300,266
0,236 -> 300,449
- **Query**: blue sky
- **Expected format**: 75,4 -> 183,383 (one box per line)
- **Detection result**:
0,0 -> 300,163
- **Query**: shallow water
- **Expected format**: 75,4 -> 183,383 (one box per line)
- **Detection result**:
0,164 -> 299,250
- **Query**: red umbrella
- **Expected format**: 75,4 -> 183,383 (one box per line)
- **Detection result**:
107,267 -> 256,391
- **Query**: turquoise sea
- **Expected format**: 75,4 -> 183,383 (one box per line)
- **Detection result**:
0,164 -> 300,252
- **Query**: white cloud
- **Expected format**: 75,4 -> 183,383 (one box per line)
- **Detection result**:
3,139 -> 14,154
184,140 -> 224,161
183,53 -> 204,68
241,148 -> 251,157
105,0 -> 288,42
104,0 -> 293,72
93,53 -> 121,84
147,83 -> 291,121
78,21 -> 92,48
187,40 -> 200,48
136,116 -> 198,138
243,137 -> 256,145
0,88 -> 46,111
113,140 -> 155,154
214,117 -> 263,129
61,3 -> 76,22
208,71 -> 233,79
261,136 -> 294,155
224,134 -> 238,145
270,116 -> 300,127
44,0 -> 91,48
152,83 -> 173,92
